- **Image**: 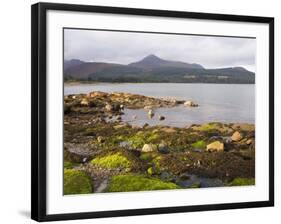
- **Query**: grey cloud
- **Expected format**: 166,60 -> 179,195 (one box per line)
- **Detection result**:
64,29 -> 256,72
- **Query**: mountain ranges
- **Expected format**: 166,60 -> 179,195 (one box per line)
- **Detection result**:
64,54 -> 255,84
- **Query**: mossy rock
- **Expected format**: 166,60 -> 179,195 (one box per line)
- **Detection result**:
152,155 -> 163,171
63,169 -> 92,195
192,123 -> 221,132
147,167 -> 154,175
191,140 -> 206,149
107,174 -> 180,192
126,131 -> 160,149
91,152 -> 131,169
228,178 -> 255,186
139,152 -> 158,161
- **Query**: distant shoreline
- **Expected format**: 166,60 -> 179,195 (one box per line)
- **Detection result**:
64,81 -> 255,86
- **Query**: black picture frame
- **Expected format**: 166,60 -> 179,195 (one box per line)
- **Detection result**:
31,2 -> 274,222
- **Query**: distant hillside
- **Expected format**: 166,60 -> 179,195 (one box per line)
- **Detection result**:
64,55 -> 255,84
64,59 -> 84,70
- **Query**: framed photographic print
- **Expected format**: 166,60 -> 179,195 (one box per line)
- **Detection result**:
31,2 -> 274,222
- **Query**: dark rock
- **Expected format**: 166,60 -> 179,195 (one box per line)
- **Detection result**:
160,171 -> 174,182
158,145 -> 170,154
143,123 -> 149,128
179,173 -> 190,181
64,105 -> 71,114
159,115 -> 165,121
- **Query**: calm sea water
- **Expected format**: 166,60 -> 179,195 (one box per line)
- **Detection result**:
65,83 -> 255,127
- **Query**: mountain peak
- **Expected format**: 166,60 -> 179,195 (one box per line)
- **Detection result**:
129,54 -> 204,70
142,54 -> 164,62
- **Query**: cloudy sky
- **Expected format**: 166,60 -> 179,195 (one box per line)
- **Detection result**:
64,29 -> 256,72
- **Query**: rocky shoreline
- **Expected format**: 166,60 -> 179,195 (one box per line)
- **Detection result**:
63,91 -> 255,195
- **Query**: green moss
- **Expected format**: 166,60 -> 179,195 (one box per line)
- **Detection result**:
111,135 -> 127,144
191,123 -> 221,132
64,161 -> 73,169
91,152 -> 131,169
140,153 -> 153,161
229,178 -> 255,186
152,156 -> 162,171
63,169 -> 92,195
107,174 -> 180,192
126,131 -> 160,149
147,167 -> 154,175
191,140 -> 206,149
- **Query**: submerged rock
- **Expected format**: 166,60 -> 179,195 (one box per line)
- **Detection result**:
158,115 -> 165,121
132,115 -> 137,120
206,141 -> 224,152
148,109 -> 154,118
184,100 -> 198,107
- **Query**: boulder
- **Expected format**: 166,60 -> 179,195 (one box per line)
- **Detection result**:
141,144 -> 157,152
105,104 -> 113,111
87,91 -> 108,98
184,100 -> 198,107
144,105 -> 153,110
206,141 -> 224,152
159,115 -> 165,121
246,139 -> 254,145
148,109 -> 154,118
158,143 -> 170,154
222,136 -> 232,144
231,131 -> 243,142
80,98 -> 89,106
64,143 -> 94,163
97,136 -> 105,143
